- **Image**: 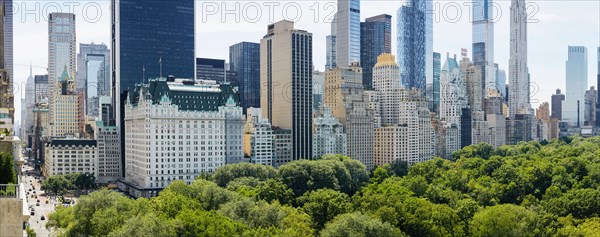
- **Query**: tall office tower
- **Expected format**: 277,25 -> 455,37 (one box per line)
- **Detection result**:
77,43 -> 110,117
372,54 -> 402,126
2,0 -> 11,96
52,67 -> 84,137
564,46 -> 588,126
112,0 -> 195,177
374,88 -> 433,166
34,75 -> 49,103
0,2 -> 12,124
551,89 -> 565,120
397,0 -> 433,93
485,92 -> 506,148
360,14 -> 392,89
312,106 -> 347,159
260,21 -> 313,160
496,66 -> 507,98
335,0 -> 361,67
229,42 -> 260,112
48,13 -> 76,124
461,58 -> 484,113
22,65 -> 35,141
508,0 -> 530,118
196,58 -> 225,82
433,52 -> 441,114
597,47 -> 600,128
243,108 -> 274,166
324,63 -> 375,170
123,78 -> 243,198
584,87 -> 597,126
472,0 -> 495,93
326,15 -> 337,70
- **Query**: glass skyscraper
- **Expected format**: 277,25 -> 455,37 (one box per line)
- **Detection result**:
396,0 -> 433,93
229,42 -> 261,112
196,58 -> 225,82
433,52 -> 441,114
564,46 -> 588,126
360,14 -> 392,89
112,0 -> 195,176
473,0 -> 495,94
2,0 -> 11,95
335,0 -> 361,67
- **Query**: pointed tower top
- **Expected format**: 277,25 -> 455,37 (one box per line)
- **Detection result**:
226,95 -> 236,106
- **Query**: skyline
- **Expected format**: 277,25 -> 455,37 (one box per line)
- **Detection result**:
10,0 -> 600,125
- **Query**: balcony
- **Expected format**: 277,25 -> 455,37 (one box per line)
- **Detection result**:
0,184 -> 18,198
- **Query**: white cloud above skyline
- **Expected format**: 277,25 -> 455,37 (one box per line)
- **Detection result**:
11,0 -> 600,125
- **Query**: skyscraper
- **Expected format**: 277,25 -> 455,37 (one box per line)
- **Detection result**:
551,89 -> 565,120
433,52 -> 441,114
472,0 -> 496,93
335,0 -> 361,67
508,0 -> 530,118
2,0 -> 11,96
48,13 -> 76,127
326,15 -> 337,70
564,46 -> 588,126
196,58 -> 225,82
229,42 -> 261,111
496,66 -> 507,98
77,43 -> 110,117
260,20 -> 313,160
584,86 -> 597,126
112,0 -> 195,176
597,47 -> 600,128
360,14 -> 392,89
397,0 -> 433,93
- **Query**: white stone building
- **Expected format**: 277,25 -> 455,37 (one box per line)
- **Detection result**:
122,78 -> 244,198
44,139 -> 98,178
243,108 -> 274,166
95,124 -> 121,184
313,106 -> 346,159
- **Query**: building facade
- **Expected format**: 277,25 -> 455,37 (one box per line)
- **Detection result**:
95,125 -> 120,184
564,46 -> 588,126
335,0 -> 361,67
229,42 -> 261,111
584,86 -> 597,126
312,106 -> 346,159
196,58 -> 226,82
260,20 -> 313,160
76,43 -> 110,117
360,14 -> 392,89
44,139 -> 98,178
551,89 -> 565,120
243,108 -> 273,166
48,13 -> 76,125
122,78 -> 243,198
52,68 -> 84,137
472,0 -> 496,92
508,0 -> 530,118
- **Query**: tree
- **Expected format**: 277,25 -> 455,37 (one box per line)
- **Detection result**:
320,212 -> 406,237
41,175 -> 71,196
213,163 -> 277,187
470,204 -> 541,237
0,152 -> 16,184
173,209 -> 246,237
107,213 -> 176,237
386,160 -> 409,177
255,179 -> 294,205
298,189 -> 352,230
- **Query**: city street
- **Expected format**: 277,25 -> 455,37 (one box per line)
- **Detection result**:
21,164 -> 54,237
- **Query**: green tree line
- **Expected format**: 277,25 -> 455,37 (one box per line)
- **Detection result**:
47,136 -> 600,236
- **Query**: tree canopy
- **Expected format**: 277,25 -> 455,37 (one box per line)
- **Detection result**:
48,136 -> 600,236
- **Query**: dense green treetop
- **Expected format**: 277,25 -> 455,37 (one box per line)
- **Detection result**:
48,137 -> 600,236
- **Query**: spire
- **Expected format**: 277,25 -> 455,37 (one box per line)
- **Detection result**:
29,62 -> 33,78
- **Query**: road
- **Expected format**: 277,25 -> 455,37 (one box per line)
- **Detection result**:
21,165 -> 54,237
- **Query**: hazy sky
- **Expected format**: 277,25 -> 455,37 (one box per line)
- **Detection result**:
11,0 -> 600,125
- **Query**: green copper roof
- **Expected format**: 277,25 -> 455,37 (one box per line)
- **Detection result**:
59,66 -> 71,81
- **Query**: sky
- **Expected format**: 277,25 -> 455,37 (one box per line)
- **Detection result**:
11,0 -> 600,125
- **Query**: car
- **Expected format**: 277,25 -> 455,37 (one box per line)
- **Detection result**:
28,189 -> 31,191
36,203 -> 40,206
30,211 -> 34,216
33,191 -> 36,194
41,216 -> 45,221
36,199 -> 40,203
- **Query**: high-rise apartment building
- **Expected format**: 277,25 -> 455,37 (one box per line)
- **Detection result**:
77,43 -> 110,117
472,0 -> 496,92
551,89 -> 565,120
95,125 -> 121,184
508,0 -> 530,118
229,42 -> 261,111
536,102 -> 550,122
496,66 -> 507,98
48,13 -> 76,125
584,87 -> 597,126
373,54 -> 402,126
243,108 -> 273,166
122,78 -> 243,198
360,14 -> 392,89
564,46 -> 588,126
2,0 -> 12,95
324,63 -> 375,169
439,54 -> 467,153
397,0 -> 433,93
462,58 -> 484,113
52,68 -> 84,137
335,0 -> 361,67
312,106 -> 346,159
326,15 -> 337,70
260,20 -> 313,160
196,58 -> 225,82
